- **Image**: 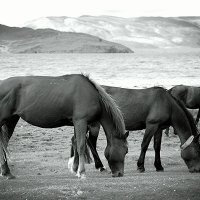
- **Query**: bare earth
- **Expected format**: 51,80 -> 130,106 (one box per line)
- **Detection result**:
1,119 -> 200,200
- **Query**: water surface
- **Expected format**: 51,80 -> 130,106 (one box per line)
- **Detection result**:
1,50 -> 200,89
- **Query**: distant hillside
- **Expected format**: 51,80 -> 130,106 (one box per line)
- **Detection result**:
24,16 -> 200,49
0,24 -> 133,53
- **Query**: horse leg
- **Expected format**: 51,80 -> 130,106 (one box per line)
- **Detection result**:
69,133 -> 94,174
73,119 -> 87,179
70,136 -> 75,157
154,130 -> 164,172
137,123 -> 159,173
195,108 -> 200,125
87,125 -> 106,172
1,160 -> 12,178
68,135 -> 78,174
164,127 -> 169,137
0,115 -> 19,179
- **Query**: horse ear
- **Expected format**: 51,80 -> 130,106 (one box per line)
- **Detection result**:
124,131 -> 129,139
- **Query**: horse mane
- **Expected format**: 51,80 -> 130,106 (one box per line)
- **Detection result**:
153,86 -> 167,90
82,74 -> 125,138
169,93 -> 199,136
167,87 -> 173,93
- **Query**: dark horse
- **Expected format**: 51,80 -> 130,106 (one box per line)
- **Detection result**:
169,85 -> 200,124
0,74 -> 128,179
165,85 -> 200,136
70,86 -> 200,173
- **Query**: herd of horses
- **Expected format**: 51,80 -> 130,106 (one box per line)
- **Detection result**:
0,74 -> 200,180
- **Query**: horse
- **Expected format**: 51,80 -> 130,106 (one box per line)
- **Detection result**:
0,74 -> 128,179
169,85 -> 200,124
165,85 -> 200,136
70,86 -> 200,173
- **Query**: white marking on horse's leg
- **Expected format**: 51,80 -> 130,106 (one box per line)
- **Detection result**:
73,119 -> 87,179
76,171 -> 86,179
68,157 -> 75,174
76,155 -> 86,179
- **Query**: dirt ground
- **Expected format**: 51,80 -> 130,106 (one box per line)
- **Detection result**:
1,119 -> 200,200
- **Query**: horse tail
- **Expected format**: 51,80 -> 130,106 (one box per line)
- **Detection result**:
84,138 -> 93,164
82,74 -> 125,138
0,125 -> 10,164
70,135 -> 92,164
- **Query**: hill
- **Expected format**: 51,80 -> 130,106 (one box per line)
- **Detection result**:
24,16 -> 200,49
0,24 -> 133,53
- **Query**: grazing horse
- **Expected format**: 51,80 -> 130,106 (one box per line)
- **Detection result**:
0,74 -> 128,179
169,85 -> 200,124
70,86 -> 200,173
165,85 -> 200,136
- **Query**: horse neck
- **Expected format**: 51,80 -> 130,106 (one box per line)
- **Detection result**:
171,103 -> 193,144
99,110 -> 116,144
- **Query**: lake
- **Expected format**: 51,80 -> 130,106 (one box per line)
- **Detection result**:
0,49 -> 200,89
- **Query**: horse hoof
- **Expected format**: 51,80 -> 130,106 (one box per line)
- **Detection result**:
156,168 -> 164,172
137,167 -> 145,173
1,173 -> 16,180
6,174 -> 16,179
76,172 -> 86,179
80,174 -> 86,179
99,167 -> 107,172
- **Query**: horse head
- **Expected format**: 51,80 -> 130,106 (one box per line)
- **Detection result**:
104,131 -> 129,177
181,134 -> 200,172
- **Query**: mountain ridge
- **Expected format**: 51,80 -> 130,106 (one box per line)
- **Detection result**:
23,15 -> 200,49
0,24 -> 133,53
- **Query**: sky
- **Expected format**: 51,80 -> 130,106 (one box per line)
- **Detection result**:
0,0 -> 200,26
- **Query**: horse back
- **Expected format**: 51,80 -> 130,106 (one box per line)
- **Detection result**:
103,86 -> 171,130
0,75 -> 101,128
170,85 -> 200,108
187,86 -> 200,108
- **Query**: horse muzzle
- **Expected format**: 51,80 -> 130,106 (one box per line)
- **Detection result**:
189,167 -> 200,173
112,171 -> 124,177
